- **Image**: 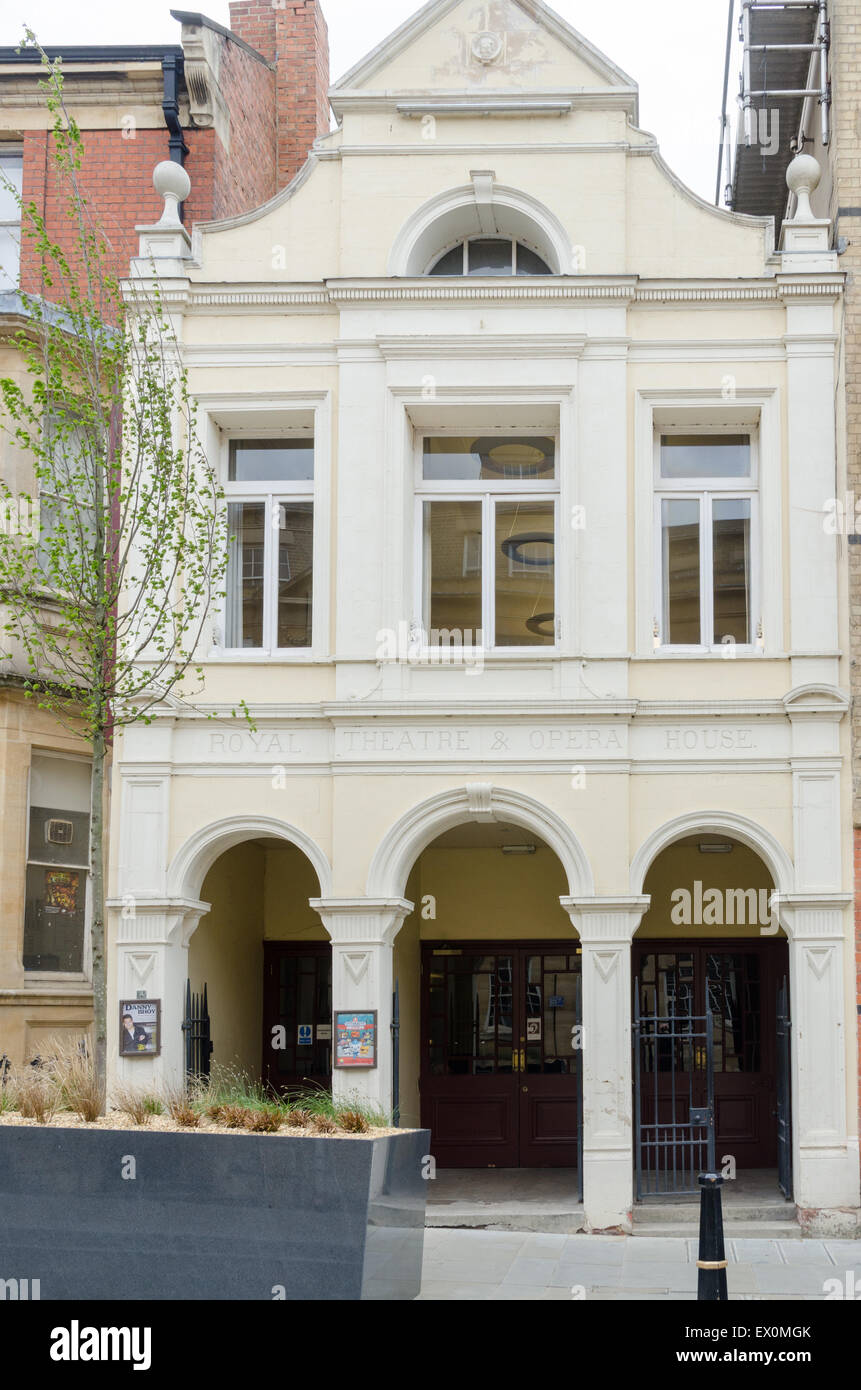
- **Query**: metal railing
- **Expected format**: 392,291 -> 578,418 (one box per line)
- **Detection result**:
634,984 -> 716,1198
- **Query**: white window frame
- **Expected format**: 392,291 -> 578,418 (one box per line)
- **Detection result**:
413,429 -> 560,655
653,426 -> 760,654
23,749 -> 93,985
0,144 -> 23,291
200,394 -> 331,662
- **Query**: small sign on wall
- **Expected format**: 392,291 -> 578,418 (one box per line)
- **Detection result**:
297,1024 -> 313,1048
526,1017 -> 542,1041
334,1011 -> 377,1069
317,1023 -> 332,1041
119,1000 -> 160,1057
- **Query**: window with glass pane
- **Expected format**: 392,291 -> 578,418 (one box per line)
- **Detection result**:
468,238 -> 514,275
713,498 -> 750,643
427,238 -> 553,277
656,432 -> 756,650
37,416 -> 100,588
496,500 -> 555,646
277,502 -> 313,647
226,502 -> 265,647
424,500 -> 483,641
660,435 -> 750,479
661,498 -> 701,645
0,148 -> 23,291
224,435 -> 315,651
419,434 -> 558,650
23,754 -> 91,973
229,439 -> 314,483
423,436 -> 555,482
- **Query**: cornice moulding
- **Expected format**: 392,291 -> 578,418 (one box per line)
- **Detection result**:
141,696 -> 845,723
176,279 -> 842,314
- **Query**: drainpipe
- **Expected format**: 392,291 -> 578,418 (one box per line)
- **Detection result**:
162,54 -> 188,164
161,53 -> 189,220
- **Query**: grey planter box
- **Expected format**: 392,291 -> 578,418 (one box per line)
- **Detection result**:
0,1125 -> 429,1300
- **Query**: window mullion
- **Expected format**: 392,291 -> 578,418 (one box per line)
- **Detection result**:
264,494 -> 277,652
483,494 -> 493,648
702,493 -> 713,649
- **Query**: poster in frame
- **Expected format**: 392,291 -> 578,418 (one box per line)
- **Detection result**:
119,1000 -> 161,1057
334,1010 -> 377,1069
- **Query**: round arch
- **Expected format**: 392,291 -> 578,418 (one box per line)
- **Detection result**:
366,785 -> 594,899
388,182 -> 575,278
167,814 -> 333,903
629,810 -> 794,901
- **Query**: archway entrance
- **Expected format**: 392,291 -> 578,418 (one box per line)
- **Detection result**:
632,832 -> 790,1198
189,836 -> 326,1089
421,941 -> 582,1167
396,817 -> 581,1170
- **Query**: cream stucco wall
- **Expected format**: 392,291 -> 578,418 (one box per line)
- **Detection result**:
108,0 -> 858,1227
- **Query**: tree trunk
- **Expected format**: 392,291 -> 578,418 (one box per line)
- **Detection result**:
90,726 -> 107,1111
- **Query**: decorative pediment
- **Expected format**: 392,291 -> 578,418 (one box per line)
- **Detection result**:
331,0 -> 638,114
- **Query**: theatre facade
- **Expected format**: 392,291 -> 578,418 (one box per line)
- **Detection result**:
109,0 -> 860,1234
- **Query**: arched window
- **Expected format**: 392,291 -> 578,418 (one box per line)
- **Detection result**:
427,236 -> 553,277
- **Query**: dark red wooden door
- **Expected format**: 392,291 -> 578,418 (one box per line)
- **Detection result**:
518,950 -> 581,1166
421,944 -> 581,1168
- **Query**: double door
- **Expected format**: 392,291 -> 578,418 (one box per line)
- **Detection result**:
421,944 -> 582,1168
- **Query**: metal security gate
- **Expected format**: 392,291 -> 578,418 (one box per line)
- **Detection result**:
634,983 -> 715,1198
775,975 -> 792,1200
182,980 -> 213,1084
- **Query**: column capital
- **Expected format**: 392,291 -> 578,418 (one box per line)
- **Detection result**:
771,892 -> 852,941
560,895 -> 651,943
107,896 -> 210,948
310,897 -> 414,945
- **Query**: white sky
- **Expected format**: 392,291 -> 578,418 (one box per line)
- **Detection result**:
0,0 -> 738,203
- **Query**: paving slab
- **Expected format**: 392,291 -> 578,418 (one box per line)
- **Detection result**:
624,1237 -> 689,1263
502,1256 -> 564,1286
417,1228 -> 857,1301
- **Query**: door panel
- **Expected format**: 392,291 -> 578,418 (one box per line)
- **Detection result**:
518,952 -> 581,1166
707,948 -> 777,1167
422,950 -> 518,1166
421,944 -> 581,1168
262,943 -> 332,1093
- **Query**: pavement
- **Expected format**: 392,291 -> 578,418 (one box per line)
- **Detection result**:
417,1229 -> 861,1300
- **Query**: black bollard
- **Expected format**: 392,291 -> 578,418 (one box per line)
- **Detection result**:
697,1172 -> 728,1301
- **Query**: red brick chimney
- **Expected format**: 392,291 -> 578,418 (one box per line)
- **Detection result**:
229,0 -> 330,188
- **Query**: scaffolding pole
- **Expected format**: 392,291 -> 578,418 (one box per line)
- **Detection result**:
738,0 -> 829,150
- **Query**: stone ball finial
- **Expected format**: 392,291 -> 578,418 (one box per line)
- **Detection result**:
786,152 -> 821,222
153,159 -> 191,227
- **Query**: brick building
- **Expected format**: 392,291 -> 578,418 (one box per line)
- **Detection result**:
0,3 -> 330,1065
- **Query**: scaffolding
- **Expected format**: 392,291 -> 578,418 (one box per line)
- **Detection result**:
718,0 -> 830,227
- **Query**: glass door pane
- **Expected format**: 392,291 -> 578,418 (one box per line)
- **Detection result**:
429,953 -> 514,1076
525,953 -> 581,1073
